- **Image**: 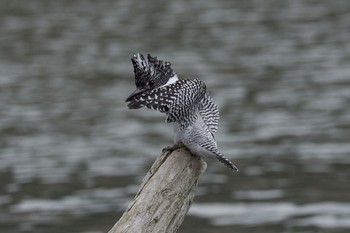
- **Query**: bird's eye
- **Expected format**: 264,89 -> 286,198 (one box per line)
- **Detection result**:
148,80 -> 155,87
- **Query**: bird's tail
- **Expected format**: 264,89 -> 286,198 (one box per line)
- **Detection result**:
215,152 -> 239,171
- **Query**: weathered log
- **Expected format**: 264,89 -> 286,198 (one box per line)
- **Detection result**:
108,148 -> 207,233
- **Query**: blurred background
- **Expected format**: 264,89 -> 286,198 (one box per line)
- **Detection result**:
1,0 -> 350,232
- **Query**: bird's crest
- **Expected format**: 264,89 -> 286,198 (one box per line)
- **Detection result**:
131,53 -> 176,89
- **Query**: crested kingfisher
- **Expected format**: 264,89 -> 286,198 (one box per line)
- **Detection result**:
126,53 -> 238,171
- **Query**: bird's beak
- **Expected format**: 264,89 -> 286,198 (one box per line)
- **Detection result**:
125,88 -> 147,102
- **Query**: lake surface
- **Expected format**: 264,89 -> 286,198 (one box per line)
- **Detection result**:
1,1 -> 350,232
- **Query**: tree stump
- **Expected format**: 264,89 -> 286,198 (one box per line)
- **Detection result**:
108,148 -> 207,233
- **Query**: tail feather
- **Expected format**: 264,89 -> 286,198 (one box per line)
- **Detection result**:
215,152 -> 238,171
196,140 -> 238,172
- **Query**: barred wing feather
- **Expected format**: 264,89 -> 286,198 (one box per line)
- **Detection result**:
127,79 -> 206,123
200,94 -> 219,134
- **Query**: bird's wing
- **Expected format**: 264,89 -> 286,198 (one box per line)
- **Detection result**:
127,79 -> 206,123
199,94 -> 219,135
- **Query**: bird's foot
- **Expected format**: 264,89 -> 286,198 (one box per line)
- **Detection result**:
162,142 -> 186,153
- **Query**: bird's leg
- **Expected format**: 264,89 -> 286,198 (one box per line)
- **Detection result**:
162,142 -> 186,153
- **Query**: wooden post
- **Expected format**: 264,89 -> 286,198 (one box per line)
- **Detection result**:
108,148 -> 207,233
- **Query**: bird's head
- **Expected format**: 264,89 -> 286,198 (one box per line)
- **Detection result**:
126,53 -> 177,101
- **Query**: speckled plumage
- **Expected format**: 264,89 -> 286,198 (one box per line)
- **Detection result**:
126,53 -> 238,171
127,53 -> 220,135
128,79 -> 206,127
130,53 -> 176,90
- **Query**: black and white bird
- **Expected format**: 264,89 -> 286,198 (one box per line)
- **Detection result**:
126,53 -> 238,171
126,53 -> 219,136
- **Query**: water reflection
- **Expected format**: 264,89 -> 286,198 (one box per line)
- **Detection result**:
1,0 -> 350,233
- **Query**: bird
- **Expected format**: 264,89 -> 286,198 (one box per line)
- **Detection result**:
126,53 -> 219,136
126,78 -> 238,172
126,53 -> 238,171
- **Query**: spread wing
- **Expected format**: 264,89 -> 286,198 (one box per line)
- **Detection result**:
127,79 -> 206,123
126,86 -> 175,113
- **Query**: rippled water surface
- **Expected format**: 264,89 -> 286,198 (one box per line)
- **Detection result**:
1,1 -> 350,233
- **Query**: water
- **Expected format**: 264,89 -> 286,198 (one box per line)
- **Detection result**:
1,1 -> 350,232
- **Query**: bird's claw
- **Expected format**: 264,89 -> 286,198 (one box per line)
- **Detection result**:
162,143 -> 186,153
